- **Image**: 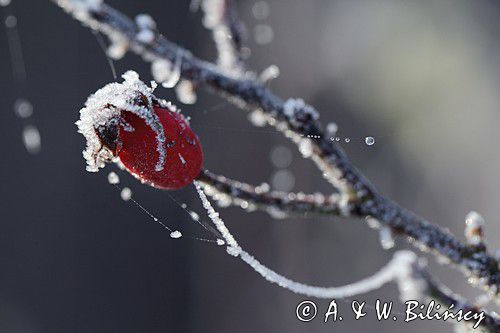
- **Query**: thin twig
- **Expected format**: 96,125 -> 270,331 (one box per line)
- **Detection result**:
51,0 -> 500,293
197,169 -> 349,216
200,0 -> 246,75
195,182 -> 499,332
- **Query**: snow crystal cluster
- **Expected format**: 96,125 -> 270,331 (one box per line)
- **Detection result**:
63,0 -> 103,22
76,71 -> 167,172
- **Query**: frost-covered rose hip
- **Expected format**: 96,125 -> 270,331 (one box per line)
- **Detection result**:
76,71 -> 203,190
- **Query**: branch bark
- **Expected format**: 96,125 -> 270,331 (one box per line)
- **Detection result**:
52,0 -> 500,294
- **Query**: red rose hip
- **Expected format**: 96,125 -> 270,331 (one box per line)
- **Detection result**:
76,71 -> 203,190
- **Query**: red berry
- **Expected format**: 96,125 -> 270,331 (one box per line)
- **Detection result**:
119,105 -> 202,189
76,71 -> 203,190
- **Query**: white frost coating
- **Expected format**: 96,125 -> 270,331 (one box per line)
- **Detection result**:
107,171 -> 120,185
283,98 -> 319,128
195,181 -> 427,299
136,29 -> 155,43
84,0 -> 102,11
248,110 -> 268,127
76,71 -> 167,172
170,230 -> 183,239
201,0 -> 243,75
151,52 -> 182,88
201,0 -> 223,29
259,65 -> 280,83
298,138 -> 313,158
464,211 -> 485,246
135,14 -> 156,30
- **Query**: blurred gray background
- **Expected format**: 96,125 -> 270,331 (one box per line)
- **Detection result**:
0,0 -> 499,332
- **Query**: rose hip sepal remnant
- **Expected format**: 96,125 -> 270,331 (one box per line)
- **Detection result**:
76,71 -> 203,190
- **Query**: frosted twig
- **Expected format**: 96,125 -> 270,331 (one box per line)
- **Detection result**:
195,182 -> 499,332
200,0 -> 246,75
197,169 -> 351,216
51,0 -> 500,292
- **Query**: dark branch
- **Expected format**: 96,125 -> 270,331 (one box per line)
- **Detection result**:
52,0 -> 500,294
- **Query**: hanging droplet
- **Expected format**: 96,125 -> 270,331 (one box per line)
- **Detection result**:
170,230 -> 182,239
120,187 -> 132,201
14,98 -> 33,118
365,136 -> 375,146
22,125 -> 41,154
107,171 -> 120,185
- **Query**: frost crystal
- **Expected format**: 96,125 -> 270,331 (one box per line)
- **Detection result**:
298,138 -> 314,158
248,110 -> 268,127
136,29 -> 155,43
259,65 -> 280,83
379,227 -> 395,250
283,98 -> 319,128
135,14 -> 156,30
464,211 -> 485,246
76,71 -> 167,172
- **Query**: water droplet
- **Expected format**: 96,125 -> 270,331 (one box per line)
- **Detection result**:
365,136 -> 375,146
271,169 -> 295,192
344,138 -> 350,143
120,187 -> 132,201
4,15 -> 16,28
270,145 -> 293,168
22,125 -> 41,154
0,0 -> 12,7
216,239 -> 225,246
253,24 -> 274,45
107,171 -> 120,185
189,211 -> 200,221
326,122 -> 338,136
252,1 -> 270,20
